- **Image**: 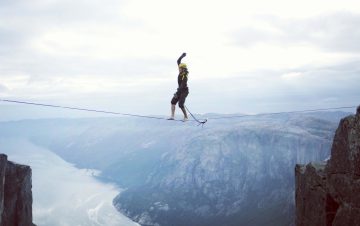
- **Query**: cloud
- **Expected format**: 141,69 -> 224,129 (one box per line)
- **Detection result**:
232,12 -> 360,53
281,72 -> 303,80
0,0 -> 174,82
192,60 -> 360,113
0,1 -> 359,116
0,83 -> 8,92
0,27 -> 29,57
0,0 -> 128,24
282,12 -> 360,53
0,0 -> 135,63
231,27 -> 278,47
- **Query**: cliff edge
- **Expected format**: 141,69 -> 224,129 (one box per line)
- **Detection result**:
0,154 -> 35,226
295,106 -> 360,226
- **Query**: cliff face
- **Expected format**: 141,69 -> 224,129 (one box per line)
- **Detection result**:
113,116 -> 337,226
296,106 -> 360,226
0,154 -> 35,226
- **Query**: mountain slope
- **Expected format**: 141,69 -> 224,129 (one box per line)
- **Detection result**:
0,111 -> 351,226
114,116 -> 338,226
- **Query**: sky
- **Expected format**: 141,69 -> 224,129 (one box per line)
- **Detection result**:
0,0 -> 360,119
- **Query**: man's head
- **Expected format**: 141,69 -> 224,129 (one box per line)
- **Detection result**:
178,63 -> 187,72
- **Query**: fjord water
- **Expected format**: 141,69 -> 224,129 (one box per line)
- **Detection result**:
0,139 -> 139,226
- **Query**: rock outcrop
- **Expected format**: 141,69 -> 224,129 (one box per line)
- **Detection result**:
296,106 -> 360,226
0,154 -> 35,226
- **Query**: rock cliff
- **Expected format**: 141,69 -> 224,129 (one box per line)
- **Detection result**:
0,154 -> 35,226
113,115 -> 339,226
296,106 -> 360,226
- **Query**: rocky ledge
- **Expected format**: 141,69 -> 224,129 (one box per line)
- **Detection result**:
0,154 -> 36,226
295,106 -> 360,226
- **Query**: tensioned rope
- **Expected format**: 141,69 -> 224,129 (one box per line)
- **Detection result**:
206,106 -> 357,120
0,99 -> 180,121
0,98 -> 357,125
0,98 -> 205,123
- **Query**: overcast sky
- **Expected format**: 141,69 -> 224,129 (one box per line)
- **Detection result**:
0,0 -> 359,119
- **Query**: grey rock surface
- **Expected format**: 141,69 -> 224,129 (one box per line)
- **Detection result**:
296,106 -> 360,226
0,154 -> 6,226
295,162 -> 327,226
0,153 -> 35,226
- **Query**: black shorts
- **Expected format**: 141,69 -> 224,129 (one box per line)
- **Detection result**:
171,90 -> 189,108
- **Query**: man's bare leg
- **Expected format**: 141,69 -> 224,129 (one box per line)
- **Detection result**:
180,107 -> 188,121
168,104 -> 176,120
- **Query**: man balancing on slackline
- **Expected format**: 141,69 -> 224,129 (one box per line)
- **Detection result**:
168,52 -> 189,122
